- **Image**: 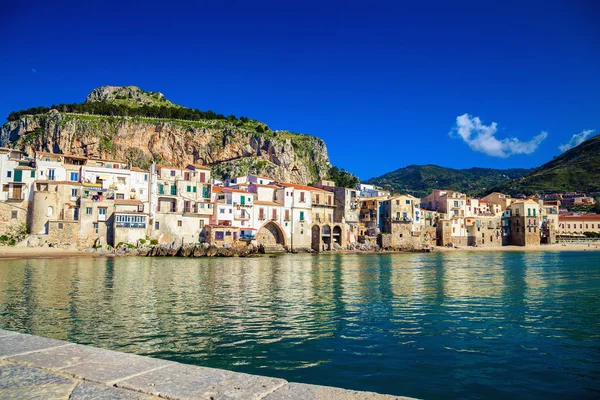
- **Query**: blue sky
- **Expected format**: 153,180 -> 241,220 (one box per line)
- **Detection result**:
1,0 -> 598,180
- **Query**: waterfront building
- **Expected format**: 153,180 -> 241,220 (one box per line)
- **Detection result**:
558,214 -> 600,235
508,199 -> 541,246
0,148 -> 35,236
482,192 -> 513,210
151,164 -> 212,244
465,215 -> 502,247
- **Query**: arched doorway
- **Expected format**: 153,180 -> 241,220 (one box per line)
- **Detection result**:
257,221 -> 285,246
311,225 -> 321,251
321,225 -> 331,250
333,225 -> 342,245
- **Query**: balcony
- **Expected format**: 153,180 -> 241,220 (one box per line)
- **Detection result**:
116,222 -> 147,229
235,212 -> 250,220
6,194 -> 24,201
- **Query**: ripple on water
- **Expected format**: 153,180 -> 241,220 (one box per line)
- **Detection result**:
1,252 -> 600,400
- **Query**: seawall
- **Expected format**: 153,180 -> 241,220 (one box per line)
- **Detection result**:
0,329 -> 414,399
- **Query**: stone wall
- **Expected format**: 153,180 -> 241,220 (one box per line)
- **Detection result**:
0,202 -> 27,237
47,221 -> 79,247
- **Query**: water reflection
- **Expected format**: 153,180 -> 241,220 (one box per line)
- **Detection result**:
1,252 -> 599,400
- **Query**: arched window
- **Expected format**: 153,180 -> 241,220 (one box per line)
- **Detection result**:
47,206 -> 53,217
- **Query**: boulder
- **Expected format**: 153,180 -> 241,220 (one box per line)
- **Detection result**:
137,247 -> 151,256
217,247 -> 234,257
192,245 -> 207,257
177,243 -> 195,257
206,244 -> 219,257
332,242 -> 343,251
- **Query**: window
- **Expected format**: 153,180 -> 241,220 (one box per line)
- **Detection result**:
30,171 -> 35,178
48,169 -> 55,180
225,231 -> 231,236
70,172 -> 79,181
528,208 -> 531,216
58,223 -> 63,230
220,208 -> 225,214
285,210 -> 290,220
229,209 -> 232,214
155,222 -> 160,229
116,193 -> 124,200
184,172 -> 190,180
406,200 -> 410,205
200,220 -> 204,228
11,210 -> 18,219
98,208 -> 107,216
158,184 -> 164,194
193,186 -> 197,193
7,171 -> 11,178
144,174 -> 148,181
71,189 -> 78,197
259,208 -> 265,219
177,220 -> 182,227
93,222 -> 98,234
47,206 -> 53,217
170,185 -> 177,195
300,211 -> 305,221
316,194 -> 320,203
170,170 -> 176,176
184,201 -> 191,213
215,232 -> 224,240
200,172 -> 206,182
396,200 -> 400,205
300,192 -> 305,202
86,207 -> 92,215
187,185 -> 192,192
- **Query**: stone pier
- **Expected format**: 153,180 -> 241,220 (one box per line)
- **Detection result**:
0,329 -> 414,399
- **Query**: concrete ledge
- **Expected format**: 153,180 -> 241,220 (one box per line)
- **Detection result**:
0,329 -> 414,399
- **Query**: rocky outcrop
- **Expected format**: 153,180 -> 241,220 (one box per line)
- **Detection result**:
86,85 -> 172,106
0,109 -> 331,184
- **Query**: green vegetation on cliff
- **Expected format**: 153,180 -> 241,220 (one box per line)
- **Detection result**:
366,165 -> 530,198
491,134 -> 600,195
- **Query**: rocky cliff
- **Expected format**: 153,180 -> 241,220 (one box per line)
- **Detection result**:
0,88 -> 332,184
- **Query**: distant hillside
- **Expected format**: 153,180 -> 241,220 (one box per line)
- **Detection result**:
365,165 -> 530,198
491,134 -> 600,195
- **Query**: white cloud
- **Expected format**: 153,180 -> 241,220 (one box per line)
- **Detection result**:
450,113 -> 547,158
558,130 -> 595,152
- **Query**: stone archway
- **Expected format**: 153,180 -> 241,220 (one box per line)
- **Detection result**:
321,225 -> 331,250
311,225 -> 321,252
333,225 -> 342,245
257,221 -> 286,246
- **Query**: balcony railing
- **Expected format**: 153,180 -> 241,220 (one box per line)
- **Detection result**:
116,222 -> 147,229
6,195 -> 24,201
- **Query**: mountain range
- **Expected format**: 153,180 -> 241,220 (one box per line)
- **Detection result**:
367,133 -> 600,198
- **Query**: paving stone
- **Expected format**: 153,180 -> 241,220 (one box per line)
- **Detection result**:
117,362 -> 287,400
58,350 -> 172,384
0,333 -> 70,357
265,382 -> 414,400
70,381 -> 158,399
0,363 -> 76,400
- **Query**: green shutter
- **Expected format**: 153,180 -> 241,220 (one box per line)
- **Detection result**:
300,211 -> 304,221
13,169 -> 22,182
187,185 -> 191,192
193,186 -> 197,193
171,185 -> 177,195
31,171 -> 35,178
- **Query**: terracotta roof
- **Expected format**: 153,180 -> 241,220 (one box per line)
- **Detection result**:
15,165 -> 35,170
187,164 -> 211,170
212,186 -> 223,193
253,201 -> 281,206
249,183 -> 280,189
115,199 -> 143,205
130,167 -> 147,173
34,180 -> 82,186
223,188 -> 249,194
559,214 -> 600,221
156,164 -> 183,170
278,182 -> 321,191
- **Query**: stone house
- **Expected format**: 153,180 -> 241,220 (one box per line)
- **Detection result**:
508,200 -> 541,246
465,216 -> 502,247
0,148 -> 35,237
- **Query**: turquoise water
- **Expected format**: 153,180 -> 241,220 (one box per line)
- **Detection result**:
1,252 -> 599,399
